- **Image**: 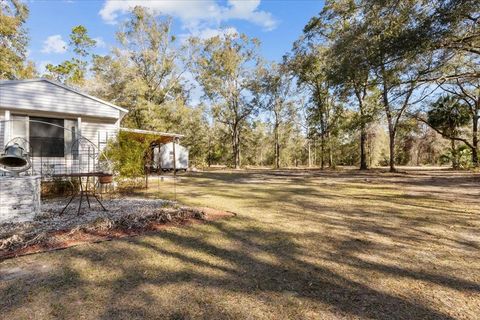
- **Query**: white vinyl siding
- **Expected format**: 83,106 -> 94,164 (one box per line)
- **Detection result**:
26,119 -> 118,175
0,80 -> 126,177
1,116 -> 118,175
0,110 -> 4,148
81,120 -> 118,152
30,157 -> 78,176
0,80 -> 122,119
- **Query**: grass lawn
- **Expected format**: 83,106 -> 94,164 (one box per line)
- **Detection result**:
1,168 -> 479,319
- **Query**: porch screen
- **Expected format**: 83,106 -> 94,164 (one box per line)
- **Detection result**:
30,117 -> 65,157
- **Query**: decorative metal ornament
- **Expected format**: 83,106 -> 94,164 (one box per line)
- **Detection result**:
0,143 -> 29,167
0,139 -> 32,176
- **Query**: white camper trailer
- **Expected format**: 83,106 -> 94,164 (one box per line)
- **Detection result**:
154,142 -> 188,171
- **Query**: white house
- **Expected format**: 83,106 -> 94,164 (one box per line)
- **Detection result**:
0,79 -> 128,175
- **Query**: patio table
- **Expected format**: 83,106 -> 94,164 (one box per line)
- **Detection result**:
53,172 -> 108,215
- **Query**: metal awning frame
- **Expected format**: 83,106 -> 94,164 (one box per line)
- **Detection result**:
119,128 -> 183,144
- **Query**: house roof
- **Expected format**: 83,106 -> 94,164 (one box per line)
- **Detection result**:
0,78 -> 128,115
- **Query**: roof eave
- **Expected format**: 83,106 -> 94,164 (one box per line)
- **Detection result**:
0,78 -> 129,114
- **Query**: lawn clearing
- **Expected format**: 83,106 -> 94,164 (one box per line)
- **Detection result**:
0,168 -> 479,319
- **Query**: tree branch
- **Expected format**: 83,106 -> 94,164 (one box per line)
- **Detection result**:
408,112 -> 474,149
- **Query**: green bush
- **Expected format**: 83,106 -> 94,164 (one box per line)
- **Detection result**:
103,131 -> 151,179
458,145 -> 473,169
439,144 -> 473,169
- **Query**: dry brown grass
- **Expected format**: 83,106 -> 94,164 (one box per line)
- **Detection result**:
0,168 -> 479,319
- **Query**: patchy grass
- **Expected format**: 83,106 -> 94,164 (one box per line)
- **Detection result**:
1,168 -> 479,319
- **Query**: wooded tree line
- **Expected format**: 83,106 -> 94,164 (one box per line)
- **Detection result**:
1,1 -> 479,170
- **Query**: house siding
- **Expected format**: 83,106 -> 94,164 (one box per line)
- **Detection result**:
81,119 -> 119,151
0,110 -> 4,149
0,80 -> 121,119
8,119 -> 119,176
0,80 -> 126,177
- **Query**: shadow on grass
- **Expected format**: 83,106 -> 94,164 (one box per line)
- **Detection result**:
1,169 -> 479,319
1,214 -> 478,319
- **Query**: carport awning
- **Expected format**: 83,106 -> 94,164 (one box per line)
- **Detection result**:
119,128 -> 184,144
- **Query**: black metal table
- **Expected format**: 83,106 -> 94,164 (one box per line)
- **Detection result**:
54,172 -> 108,215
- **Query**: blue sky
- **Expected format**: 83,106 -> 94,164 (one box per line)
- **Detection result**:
26,0 -> 325,72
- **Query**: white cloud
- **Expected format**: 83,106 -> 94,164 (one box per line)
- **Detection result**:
99,0 -> 277,31
41,35 -> 67,54
224,0 -> 276,31
197,27 -> 238,39
179,26 -> 238,43
93,37 -> 106,48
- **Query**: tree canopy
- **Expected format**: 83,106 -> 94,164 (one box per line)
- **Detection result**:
2,1 -> 479,170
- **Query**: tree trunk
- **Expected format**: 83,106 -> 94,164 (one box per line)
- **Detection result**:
232,125 -> 240,169
320,134 -> 325,170
328,146 -> 333,168
381,72 -> 395,173
207,134 -> 212,167
358,95 -> 368,170
472,114 -> 478,167
308,141 -> 311,168
274,122 -> 280,169
451,139 -> 459,169
327,132 -> 333,168
360,127 -> 368,170
388,129 -> 396,172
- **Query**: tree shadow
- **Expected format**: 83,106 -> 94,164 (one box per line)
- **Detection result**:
1,215 -> 474,319
1,169 -> 479,319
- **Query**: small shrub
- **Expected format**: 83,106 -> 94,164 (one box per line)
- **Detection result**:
41,178 -> 78,197
103,131 -> 151,179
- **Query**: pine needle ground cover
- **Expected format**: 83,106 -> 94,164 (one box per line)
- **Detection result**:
0,169 -> 479,319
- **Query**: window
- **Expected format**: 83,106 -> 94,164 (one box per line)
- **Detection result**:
71,125 -> 79,160
30,117 -> 65,157
11,115 -> 28,140
98,130 -> 109,151
64,119 -> 78,160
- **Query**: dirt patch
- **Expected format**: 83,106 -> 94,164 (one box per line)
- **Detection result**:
0,262 -> 54,281
0,198 -> 235,260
